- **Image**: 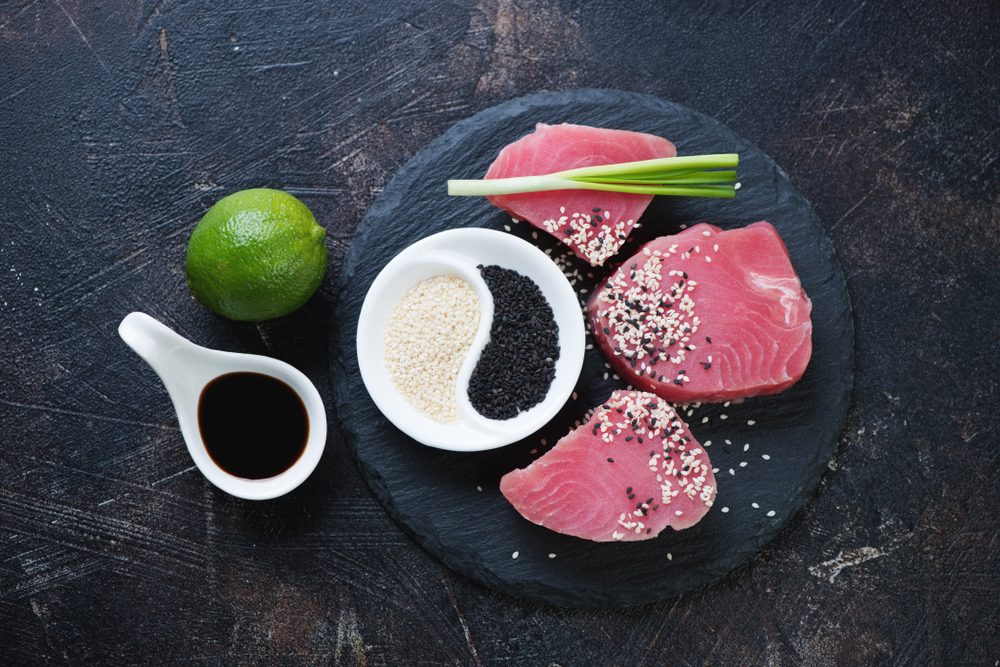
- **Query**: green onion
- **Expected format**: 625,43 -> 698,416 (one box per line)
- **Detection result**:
447,153 -> 739,199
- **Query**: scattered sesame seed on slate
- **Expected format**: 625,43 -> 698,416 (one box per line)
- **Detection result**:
721,507 -> 729,513
512,551 -> 519,559
767,510 -> 776,517
751,502 -> 760,509
747,419 -> 757,425
762,454 -> 771,460
468,266 -> 559,419
548,553 -> 557,559
667,553 -> 673,561
476,485 -> 483,492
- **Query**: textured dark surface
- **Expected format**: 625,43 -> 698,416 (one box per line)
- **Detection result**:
332,89 -> 854,607
1,0 -> 997,663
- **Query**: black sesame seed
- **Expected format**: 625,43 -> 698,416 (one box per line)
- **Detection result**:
468,266 -> 559,420
607,457 -> 614,463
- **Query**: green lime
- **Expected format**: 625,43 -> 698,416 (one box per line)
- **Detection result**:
185,188 -> 328,321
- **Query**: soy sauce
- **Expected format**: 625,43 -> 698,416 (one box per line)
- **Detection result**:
198,372 -> 308,480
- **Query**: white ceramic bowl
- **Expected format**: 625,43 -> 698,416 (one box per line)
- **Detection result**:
356,228 -> 585,452
119,312 -> 326,500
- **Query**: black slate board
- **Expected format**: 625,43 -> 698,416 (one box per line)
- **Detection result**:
331,89 -> 854,608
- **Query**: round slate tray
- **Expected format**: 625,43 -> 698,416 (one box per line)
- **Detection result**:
330,89 -> 854,608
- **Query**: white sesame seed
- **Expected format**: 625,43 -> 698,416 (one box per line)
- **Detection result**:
739,461 -> 747,467
747,419 -> 757,426
512,551 -> 519,559
701,416 -> 709,424
476,485 -> 483,492
548,553 -> 556,559
766,510 -> 776,517
761,454 -> 771,460
728,468 -> 735,476
667,552 -> 673,560
384,275 -> 479,423
743,443 -> 750,452
751,502 -> 759,509
719,414 -> 728,420
721,506 -> 729,513
704,440 -> 712,447
702,230 -> 711,237
725,439 -> 732,445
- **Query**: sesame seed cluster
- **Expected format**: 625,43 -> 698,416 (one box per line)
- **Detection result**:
592,235 -> 719,387
595,391 -> 714,540
541,206 -> 633,266
468,265 -> 559,420
384,274 -> 480,423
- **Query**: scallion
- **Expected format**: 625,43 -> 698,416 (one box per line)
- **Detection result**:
447,154 -> 739,199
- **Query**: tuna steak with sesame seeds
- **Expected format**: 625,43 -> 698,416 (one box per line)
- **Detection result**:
484,123 -> 676,266
499,389 -> 716,542
587,221 -> 813,403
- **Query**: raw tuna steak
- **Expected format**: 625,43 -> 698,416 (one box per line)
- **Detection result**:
500,389 -> 716,542
485,123 -> 676,266
587,222 -> 812,403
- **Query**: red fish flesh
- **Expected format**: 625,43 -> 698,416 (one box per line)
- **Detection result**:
587,221 -> 812,403
500,390 -> 716,542
485,123 -> 676,266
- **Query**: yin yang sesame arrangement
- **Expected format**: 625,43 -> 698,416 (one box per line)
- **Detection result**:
361,121 -> 814,544
381,264 -> 560,425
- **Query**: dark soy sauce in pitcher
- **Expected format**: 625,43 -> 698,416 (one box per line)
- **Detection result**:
198,372 -> 309,480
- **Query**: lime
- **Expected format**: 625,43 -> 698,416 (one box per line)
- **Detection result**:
185,189 -> 328,321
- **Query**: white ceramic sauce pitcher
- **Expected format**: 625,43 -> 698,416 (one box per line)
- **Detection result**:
118,312 -> 326,500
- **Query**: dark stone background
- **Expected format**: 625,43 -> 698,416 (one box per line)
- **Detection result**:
1,1 -> 997,664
